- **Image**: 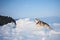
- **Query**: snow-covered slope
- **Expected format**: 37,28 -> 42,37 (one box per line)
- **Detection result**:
0,22 -> 16,40
0,18 -> 60,40
15,18 -> 60,40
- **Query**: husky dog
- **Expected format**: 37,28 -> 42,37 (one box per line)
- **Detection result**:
35,18 -> 53,30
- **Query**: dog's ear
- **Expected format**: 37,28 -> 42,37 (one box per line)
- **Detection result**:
35,18 -> 40,21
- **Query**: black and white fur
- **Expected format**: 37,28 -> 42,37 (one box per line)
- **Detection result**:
35,18 -> 53,30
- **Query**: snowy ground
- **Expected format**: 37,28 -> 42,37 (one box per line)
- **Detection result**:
0,18 -> 60,40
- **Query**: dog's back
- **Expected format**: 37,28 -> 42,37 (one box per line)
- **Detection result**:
0,15 -> 16,26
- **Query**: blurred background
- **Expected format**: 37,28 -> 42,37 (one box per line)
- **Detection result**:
0,0 -> 60,19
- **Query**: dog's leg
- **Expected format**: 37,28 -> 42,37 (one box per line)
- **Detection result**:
47,26 -> 53,30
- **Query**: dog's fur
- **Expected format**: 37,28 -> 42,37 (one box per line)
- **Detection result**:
0,15 -> 16,26
35,18 -> 53,30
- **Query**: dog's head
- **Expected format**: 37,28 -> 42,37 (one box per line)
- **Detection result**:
34,18 -> 40,23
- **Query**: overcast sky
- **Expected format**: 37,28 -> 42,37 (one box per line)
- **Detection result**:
0,0 -> 60,19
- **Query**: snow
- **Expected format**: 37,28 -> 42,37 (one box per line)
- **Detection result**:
0,18 -> 60,40
53,23 -> 60,27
